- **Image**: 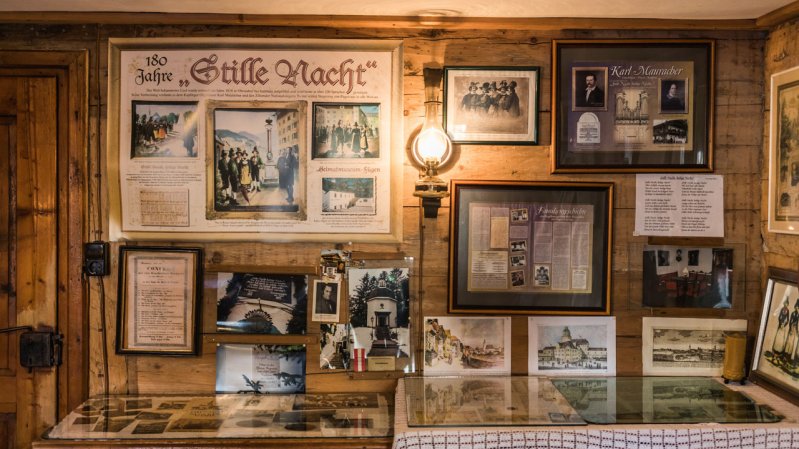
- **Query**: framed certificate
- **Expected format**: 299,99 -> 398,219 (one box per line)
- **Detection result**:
116,246 -> 203,355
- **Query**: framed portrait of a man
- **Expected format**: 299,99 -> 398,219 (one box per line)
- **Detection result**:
312,279 -> 341,323
572,67 -> 608,111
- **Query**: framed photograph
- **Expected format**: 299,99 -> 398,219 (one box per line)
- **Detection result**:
116,246 -> 203,355
642,245 -> 734,308
319,323 -> 350,370
443,66 -> 539,144
448,180 -> 613,315
552,39 -> 714,173
108,38 -> 404,242
311,279 -> 341,323
347,263 -> 412,370
769,66 -> 799,234
751,267 -> 799,404
215,344 -> 306,394
312,103 -> 380,159
423,316 -> 511,376
642,317 -> 747,376
213,271 -> 308,335
528,316 -> 616,376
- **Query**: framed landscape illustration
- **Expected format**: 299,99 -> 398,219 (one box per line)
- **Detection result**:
107,38 -> 403,242
528,316 -> 616,376
769,65 -> 799,234
443,66 -> 539,144
552,40 -> 714,173
448,180 -> 613,314
751,267 -> 799,404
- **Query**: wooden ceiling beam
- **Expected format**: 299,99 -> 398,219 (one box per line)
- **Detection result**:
757,0 -> 799,28
0,12 -> 762,30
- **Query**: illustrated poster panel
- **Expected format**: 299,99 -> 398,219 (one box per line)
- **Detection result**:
115,42 -> 395,236
467,202 -> 593,294
215,272 -> 307,335
755,280 -> 799,390
567,62 -> 694,154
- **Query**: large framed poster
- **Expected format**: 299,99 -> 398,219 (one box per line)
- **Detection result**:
552,40 -> 714,173
108,38 -> 403,242
768,66 -> 799,234
448,180 -> 613,315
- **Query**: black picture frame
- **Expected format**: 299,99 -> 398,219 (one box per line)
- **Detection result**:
116,246 -> 203,356
443,66 -> 540,145
552,39 -> 714,173
448,180 -> 613,315
750,267 -> 799,405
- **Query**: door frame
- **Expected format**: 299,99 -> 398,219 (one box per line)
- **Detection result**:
0,50 -> 89,421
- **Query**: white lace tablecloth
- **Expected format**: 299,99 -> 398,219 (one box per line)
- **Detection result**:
392,379 -> 799,449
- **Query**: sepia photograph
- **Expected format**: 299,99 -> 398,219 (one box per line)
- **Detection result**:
572,67 -> 608,110
132,420 -> 170,435
444,67 -> 539,144
216,344 -> 306,394
642,317 -> 747,376
321,177 -> 376,215
528,316 -> 616,375
423,316 -> 511,376
348,267 -> 411,366
209,102 -> 306,218
131,101 -> 199,158
312,103 -> 380,159
652,119 -> 688,145
215,271 -> 308,334
642,246 -> 734,308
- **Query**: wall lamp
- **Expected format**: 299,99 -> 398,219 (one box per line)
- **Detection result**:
411,67 -> 453,219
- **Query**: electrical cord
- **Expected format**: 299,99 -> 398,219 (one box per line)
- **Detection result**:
0,326 -> 33,334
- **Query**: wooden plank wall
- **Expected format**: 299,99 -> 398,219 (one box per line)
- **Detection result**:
0,23 -> 766,397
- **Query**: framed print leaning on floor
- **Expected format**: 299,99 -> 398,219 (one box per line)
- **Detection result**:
448,180 -> 613,315
551,39 -> 714,173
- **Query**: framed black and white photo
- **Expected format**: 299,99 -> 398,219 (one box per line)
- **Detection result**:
552,40 -> 714,173
116,246 -> 203,356
312,103 -> 380,159
311,279 -> 341,323
215,344 -> 306,394
528,316 -> 616,376
642,317 -> 746,376
751,267 -> 799,404
449,180 -> 613,315
443,66 -> 539,144
213,270 -> 308,335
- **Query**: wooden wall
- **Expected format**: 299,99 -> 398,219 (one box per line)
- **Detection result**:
0,23 -> 767,397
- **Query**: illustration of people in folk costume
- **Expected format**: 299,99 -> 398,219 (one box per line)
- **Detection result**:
773,295 -> 791,355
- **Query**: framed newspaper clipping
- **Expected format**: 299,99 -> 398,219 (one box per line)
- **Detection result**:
551,39 -> 714,173
116,246 -> 203,355
448,180 -> 613,315
107,38 -> 403,242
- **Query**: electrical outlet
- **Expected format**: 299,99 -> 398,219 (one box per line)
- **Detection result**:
83,241 -> 110,276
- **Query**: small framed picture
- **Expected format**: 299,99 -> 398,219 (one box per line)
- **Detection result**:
443,66 -> 539,145
116,246 -> 203,356
750,267 -> 799,404
312,279 -> 341,322
528,316 -> 616,376
571,67 -> 608,111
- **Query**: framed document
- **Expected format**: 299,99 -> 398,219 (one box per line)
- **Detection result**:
116,246 -> 203,355
552,39 -> 714,173
768,66 -> 799,234
448,180 -> 613,315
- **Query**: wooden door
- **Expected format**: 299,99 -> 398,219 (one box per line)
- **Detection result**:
0,76 -> 59,449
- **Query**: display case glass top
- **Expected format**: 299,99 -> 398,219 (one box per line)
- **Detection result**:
44,393 -> 393,440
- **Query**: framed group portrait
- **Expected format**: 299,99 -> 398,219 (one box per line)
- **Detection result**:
768,65 -> 799,234
552,40 -> 714,173
443,66 -> 539,145
448,180 -> 613,315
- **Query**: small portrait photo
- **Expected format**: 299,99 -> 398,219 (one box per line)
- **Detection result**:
510,270 -> 526,287
510,208 -> 529,222
131,101 -> 199,158
572,67 -> 608,111
510,254 -> 526,267
534,264 -> 551,287
659,79 -> 688,114
312,103 -> 380,159
657,250 -> 670,266
321,177 -> 376,215
653,119 -> 688,145
510,239 -> 528,252
312,280 -> 341,322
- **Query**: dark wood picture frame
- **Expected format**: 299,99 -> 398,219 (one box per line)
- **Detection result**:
750,267 -> 799,405
448,180 -> 613,315
552,39 -> 714,173
116,246 -> 203,356
443,66 -> 540,145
